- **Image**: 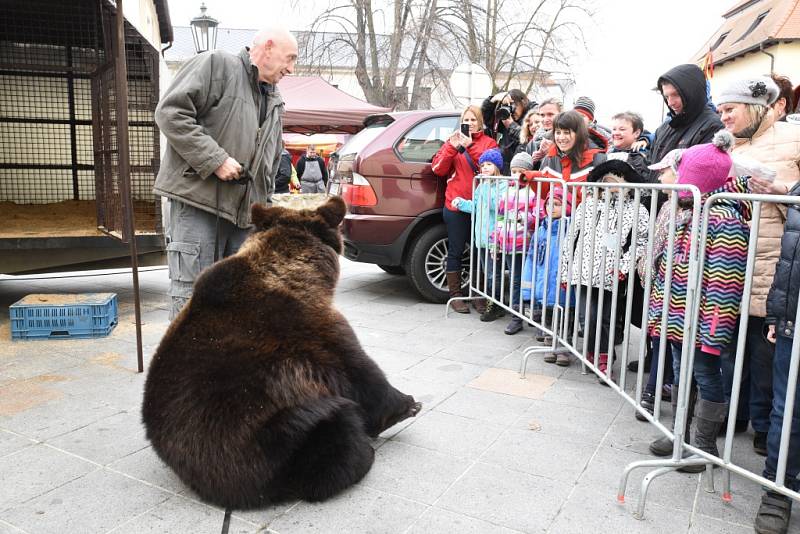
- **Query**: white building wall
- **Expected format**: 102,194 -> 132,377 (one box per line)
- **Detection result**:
709,42 -> 800,102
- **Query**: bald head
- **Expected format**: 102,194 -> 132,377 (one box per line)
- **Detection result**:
250,25 -> 298,84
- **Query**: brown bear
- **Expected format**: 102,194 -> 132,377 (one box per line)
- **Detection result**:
142,196 -> 421,509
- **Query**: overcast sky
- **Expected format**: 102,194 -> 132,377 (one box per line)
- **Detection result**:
166,0 -> 732,128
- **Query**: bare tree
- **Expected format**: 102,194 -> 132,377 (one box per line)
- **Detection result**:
436,0 -> 593,96
300,0 -> 592,109
302,0 -> 442,109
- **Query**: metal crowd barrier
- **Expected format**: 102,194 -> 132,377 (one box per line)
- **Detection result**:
446,174 -> 800,520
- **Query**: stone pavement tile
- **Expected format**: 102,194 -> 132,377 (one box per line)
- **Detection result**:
229,500 -> 297,529
359,330 -> 451,357
435,461 -> 571,533
547,485 -> 691,534
688,515 -> 753,534
372,289 -> 427,308
3,468 -> 170,534
0,381 -> 122,440
47,410 -> 149,466
540,376 -> 624,414
0,444 -> 97,511
366,347 -> 428,376
434,339 -> 516,367
405,506 -> 525,534
344,300 -> 412,318
692,470 -> 782,531
110,495 -> 259,534
267,486 -> 426,534
512,399 -> 616,445
347,310 -> 426,335
435,387 -> 534,427
107,446 -> 187,495
392,410 -> 506,459
360,441 -> 470,505
481,428 -> 598,484
461,327 -> 533,352
493,350 -> 566,380
602,406 -> 668,455
395,302 -> 452,323
414,315 -> 483,341
0,350 -> 83,381
721,431 -> 772,475
0,430 -> 35,459
382,375 -> 457,412
401,357 -> 486,386
577,443 -> 699,512
468,368 -> 556,399
65,369 -> 147,413
0,520 -> 27,533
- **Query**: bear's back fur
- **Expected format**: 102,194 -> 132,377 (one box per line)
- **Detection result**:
142,197 -> 420,508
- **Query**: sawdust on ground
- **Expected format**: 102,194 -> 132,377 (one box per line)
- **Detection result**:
0,375 -> 69,416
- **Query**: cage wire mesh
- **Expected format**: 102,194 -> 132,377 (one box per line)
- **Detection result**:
0,0 -> 162,240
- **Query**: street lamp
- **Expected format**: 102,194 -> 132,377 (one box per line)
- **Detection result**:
190,3 -> 219,54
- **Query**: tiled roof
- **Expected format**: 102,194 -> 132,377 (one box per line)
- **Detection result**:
694,0 -> 800,66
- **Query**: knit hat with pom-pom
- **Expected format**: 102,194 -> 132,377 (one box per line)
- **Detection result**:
676,130 -> 735,194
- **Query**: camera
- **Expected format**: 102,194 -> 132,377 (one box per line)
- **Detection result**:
496,104 -> 513,121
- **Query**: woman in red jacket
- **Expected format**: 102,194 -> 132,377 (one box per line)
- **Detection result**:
432,105 -> 498,313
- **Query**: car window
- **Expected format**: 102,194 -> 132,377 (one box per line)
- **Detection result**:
396,116 -> 459,163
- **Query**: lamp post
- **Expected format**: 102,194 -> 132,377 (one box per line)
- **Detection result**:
190,3 -> 219,54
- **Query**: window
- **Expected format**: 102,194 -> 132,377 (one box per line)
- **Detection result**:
711,31 -> 730,51
737,11 -> 770,42
396,116 -> 459,163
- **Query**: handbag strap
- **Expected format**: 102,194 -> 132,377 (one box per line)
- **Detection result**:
462,149 -> 479,174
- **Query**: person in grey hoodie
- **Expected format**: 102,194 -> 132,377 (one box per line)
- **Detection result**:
154,25 -> 298,318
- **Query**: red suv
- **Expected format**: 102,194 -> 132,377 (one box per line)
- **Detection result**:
330,110 -> 468,303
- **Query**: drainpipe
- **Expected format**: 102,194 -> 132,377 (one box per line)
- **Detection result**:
759,42 -> 775,74
161,41 -> 173,58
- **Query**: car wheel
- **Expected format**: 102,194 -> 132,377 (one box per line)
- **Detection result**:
405,224 -> 469,303
378,264 -> 406,275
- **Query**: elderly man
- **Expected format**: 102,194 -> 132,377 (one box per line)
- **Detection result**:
154,25 -> 298,318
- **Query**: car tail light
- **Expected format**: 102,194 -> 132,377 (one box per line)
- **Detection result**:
341,172 -> 378,207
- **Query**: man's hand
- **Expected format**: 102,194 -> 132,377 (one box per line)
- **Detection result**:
214,157 -> 243,181
767,324 -> 776,344
630,140 -> 648,152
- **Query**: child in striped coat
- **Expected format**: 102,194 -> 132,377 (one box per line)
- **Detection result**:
644,131 -> 751,464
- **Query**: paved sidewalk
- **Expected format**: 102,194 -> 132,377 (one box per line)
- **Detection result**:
0,260 -> 797,533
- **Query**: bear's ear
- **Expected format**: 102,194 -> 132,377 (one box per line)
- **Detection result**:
251,202 -> 285,229
315,196 -> 347,228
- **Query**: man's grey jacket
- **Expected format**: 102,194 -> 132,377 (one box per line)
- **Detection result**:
153,48 -> 284,228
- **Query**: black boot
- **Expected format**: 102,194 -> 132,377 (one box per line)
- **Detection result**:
480,302 -> 505,322
679,398 -> 727,474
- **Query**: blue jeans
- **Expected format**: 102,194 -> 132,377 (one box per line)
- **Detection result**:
647,337 -> 676,395
504,253 -> 524,311
443,208 -> 471,273
721,317 -> 774,432
671,342 -> 725,403
763,334 -> 800,491
477,248 -> 503,299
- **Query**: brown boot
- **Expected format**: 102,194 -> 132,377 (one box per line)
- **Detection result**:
446,271 -> 470,314
473,298 -> 487,314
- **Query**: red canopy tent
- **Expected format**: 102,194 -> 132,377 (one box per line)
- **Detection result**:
278,76 -> 393,135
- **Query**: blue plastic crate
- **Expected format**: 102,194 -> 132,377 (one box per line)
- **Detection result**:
9,293 -> 118,340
